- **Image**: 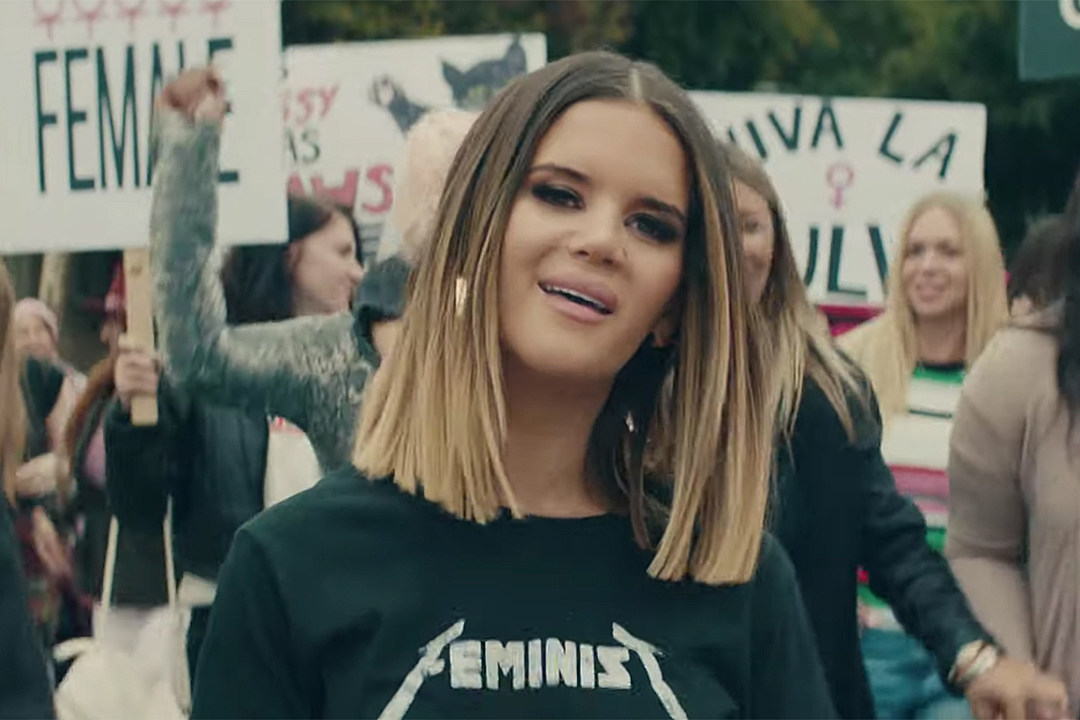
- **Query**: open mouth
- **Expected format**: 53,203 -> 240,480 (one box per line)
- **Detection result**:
539,283 -> 613,315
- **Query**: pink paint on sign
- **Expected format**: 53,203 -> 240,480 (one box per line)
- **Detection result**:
32,0 -> 66,40
826,162 -> 855,209
72,0 -> 107,39
114,0 -> 147,34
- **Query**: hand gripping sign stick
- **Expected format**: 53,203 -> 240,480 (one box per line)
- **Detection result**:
123,248 -> 158,426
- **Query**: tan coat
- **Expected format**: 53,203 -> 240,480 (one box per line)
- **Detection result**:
946,317 -> 1080,715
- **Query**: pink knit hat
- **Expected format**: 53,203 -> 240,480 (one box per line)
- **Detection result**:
13,298 -> 59,344
385,109 -> 479,263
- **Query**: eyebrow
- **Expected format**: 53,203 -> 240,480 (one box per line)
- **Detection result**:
528,163 -> 688,226
909,235 -> 960,246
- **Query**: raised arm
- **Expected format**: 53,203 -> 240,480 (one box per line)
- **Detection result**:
149,85 -> 373,470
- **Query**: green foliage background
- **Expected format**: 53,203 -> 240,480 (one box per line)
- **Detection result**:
281,0 -> 1080,259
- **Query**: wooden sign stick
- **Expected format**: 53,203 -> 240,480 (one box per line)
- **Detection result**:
122,248 -> 158,426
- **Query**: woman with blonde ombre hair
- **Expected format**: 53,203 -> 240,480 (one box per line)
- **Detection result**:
838,192 -> 1012,719
188,51 -> 834,719
724,144 -> 1067,720
0,259 -> 54,717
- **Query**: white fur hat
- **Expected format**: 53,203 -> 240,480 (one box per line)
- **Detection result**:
379,109 -> 479,264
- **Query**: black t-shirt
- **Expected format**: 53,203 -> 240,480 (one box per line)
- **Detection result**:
192,468 -> 836,719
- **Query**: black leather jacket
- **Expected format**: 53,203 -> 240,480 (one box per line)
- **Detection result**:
771,370 -> 992,719
104,380 -> 268,584
0,495 -> 54,719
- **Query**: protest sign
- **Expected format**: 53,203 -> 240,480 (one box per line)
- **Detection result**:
692,91 -> 987,306
0,0 -> 285,254
282,33 -> 547,262
1020,0 -> 1080,81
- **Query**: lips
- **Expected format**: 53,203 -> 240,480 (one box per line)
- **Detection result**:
539,278 -> 617,316
912,284 -> 946,298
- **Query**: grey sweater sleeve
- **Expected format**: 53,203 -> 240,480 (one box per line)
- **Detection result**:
149,112 -> 373,471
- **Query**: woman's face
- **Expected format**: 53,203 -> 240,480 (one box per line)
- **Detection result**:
498,99 -> 688,385
733,181 -> 775,304
288,212 -> 366,316
13,314 -> 56,360
901,205 -> 969,322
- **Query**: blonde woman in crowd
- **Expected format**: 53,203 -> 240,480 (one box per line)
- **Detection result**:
840,192 -> 1010,719
186,51 -> 835,718
948,166 -> 1080,716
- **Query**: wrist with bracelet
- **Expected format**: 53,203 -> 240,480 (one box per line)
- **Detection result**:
949,639 -> 1002,689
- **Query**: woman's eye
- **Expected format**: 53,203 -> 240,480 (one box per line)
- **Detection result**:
742,219 -> 761,234
630,214 -> 679,243
532,184 -> 582,209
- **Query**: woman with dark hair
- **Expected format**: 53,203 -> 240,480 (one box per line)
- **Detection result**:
103,192 -> 365,680
220,195 -> 363,324
148,79 -> 471,471
948,166 -> 1080,715
1006,215 -> 1067,318
0,258 -> 55,719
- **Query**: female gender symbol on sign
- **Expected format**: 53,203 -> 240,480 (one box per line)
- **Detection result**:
115,0 -> 148,34
159,0 -> 188,32
32,0 -> 65,39
826,162 -> 855,210
71,0 -> 107,39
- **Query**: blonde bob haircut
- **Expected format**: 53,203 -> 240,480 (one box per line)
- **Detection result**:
721,143 -> 864,440
0,260 -> 26,504
354,51 -> 775,586
840,191 -> 1008,421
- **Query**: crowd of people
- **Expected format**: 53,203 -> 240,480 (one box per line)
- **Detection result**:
2,50 -> 1079,720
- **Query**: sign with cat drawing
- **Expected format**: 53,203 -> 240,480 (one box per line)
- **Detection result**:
282,34 -> 547,263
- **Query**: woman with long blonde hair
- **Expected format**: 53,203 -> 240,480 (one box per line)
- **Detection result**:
725,145 -> 1066,720
839,192 -> 1010,718
0,259 -> 54,717
182,51 -> 833,719
841,192 -> 1008,422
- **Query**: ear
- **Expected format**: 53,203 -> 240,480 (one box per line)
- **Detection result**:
650,301 -> 681,348
442,61 -> 464,88
285,241 -> 302,274
506,38 -> 526,67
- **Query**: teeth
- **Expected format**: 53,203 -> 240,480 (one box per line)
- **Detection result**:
541,284 -> 610,314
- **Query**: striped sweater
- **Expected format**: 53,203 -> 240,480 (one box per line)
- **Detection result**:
858,363 -> 965,629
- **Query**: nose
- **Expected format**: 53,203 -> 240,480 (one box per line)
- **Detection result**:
347,259 -> 365,285
569,205 -> 624,267
914,249 -> 942,274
